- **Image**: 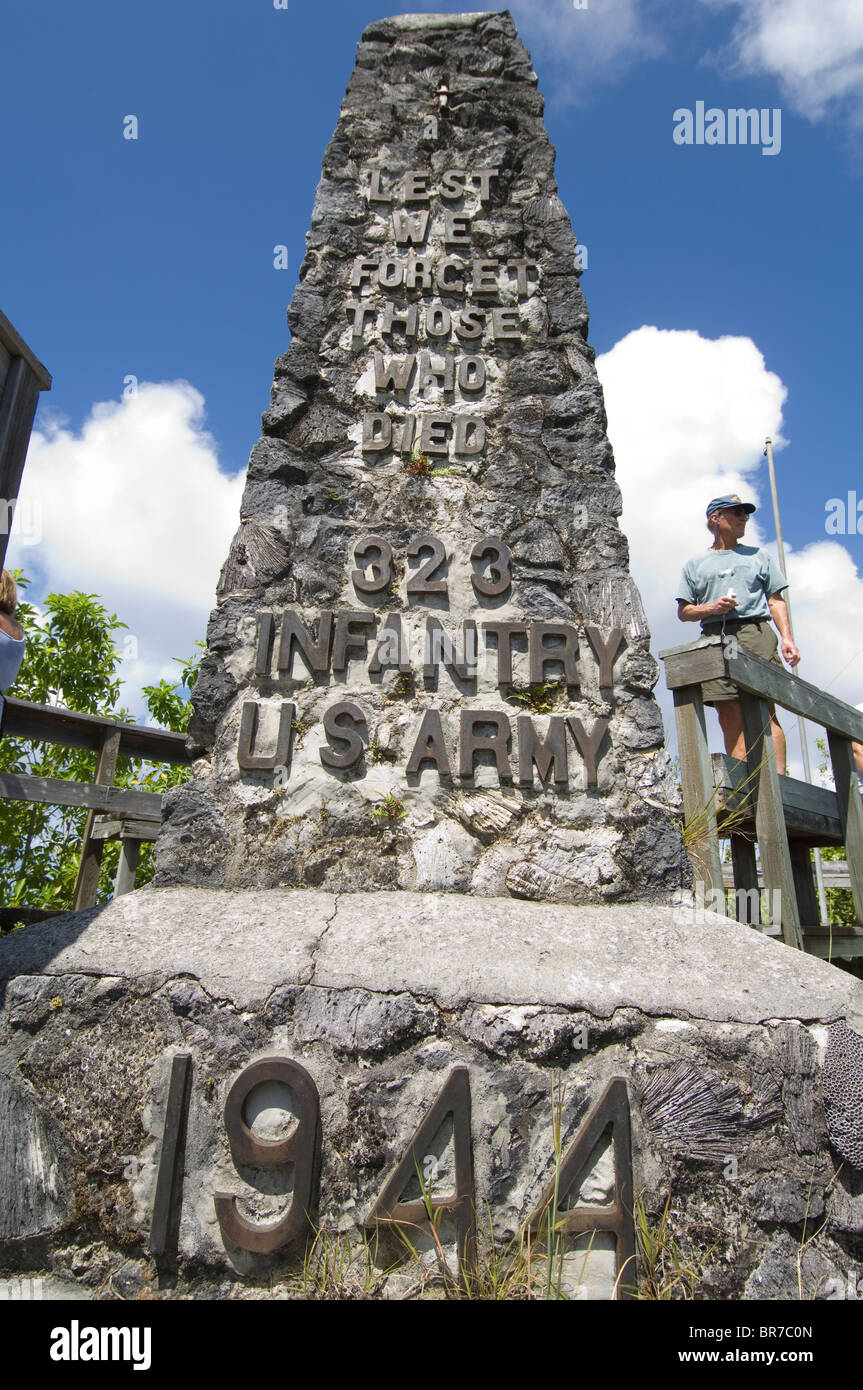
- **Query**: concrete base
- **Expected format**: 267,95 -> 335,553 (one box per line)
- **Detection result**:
1,888 -> 862,1301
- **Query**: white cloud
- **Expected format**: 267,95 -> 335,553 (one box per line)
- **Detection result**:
7,382 -> 245,718
780,541 -> 863,704
702,0 -> 863,127
409,0 -> 666,100
597,326 -> 863,771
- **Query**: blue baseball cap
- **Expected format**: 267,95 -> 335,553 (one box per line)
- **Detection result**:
706,493 -> 756,519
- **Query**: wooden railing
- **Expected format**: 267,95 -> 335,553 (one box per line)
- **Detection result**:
0,696 -> 192,917
660,635 -> 863,955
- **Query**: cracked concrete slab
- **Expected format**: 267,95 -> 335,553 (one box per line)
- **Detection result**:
1,886 -> 860,1025
0,888 -> 336,1011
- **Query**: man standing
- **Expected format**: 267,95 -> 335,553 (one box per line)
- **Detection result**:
676,494 -> 800,775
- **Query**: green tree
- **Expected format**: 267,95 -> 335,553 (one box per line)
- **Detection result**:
0,575 -> 200,921
814,737 -> 857,933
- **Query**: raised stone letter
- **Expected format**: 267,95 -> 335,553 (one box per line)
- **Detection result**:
471,538 -> 512,598
436,258 -> 466,293
397,414 -> 417,454
403,169 -> 431,202
373,351 -> 416,393
381,304 -> 419,338
419,412 -> 452,456
455,307 -> 485,341
472,260 -> 499,294
418,351 -> 454,392
368,168 -> 391,203
472,167 -> 499,200
237,701 -> 295,771
481,623 -> 526,683
456,357 -> 485,392
445,212 -> 471,246
351,258 -> 379,289
426,308 -> 452,339
378,257 -> 404,289
332,612 -> 377,673
459,710 -> 512,781
406,258 -> 433,291
215,1057 -> 321,1254
406,709 -> 452,777
584,626 -> 624,687
453,415 -> 485,454
440,169 -> 466,201
277,612 -> 334,677
392,209 -> 430,246
362,412 -> 392,452
506,259 -> 540,296
369,614 -> 410,674
567,716 -> 610,787
345,301 -> 376,338
352,535 -> 395,595
517,715 -> 568,787
255,611 -> 275,676
423,618 -> 477,682
529,623 -> 580,686
320,700 -> 367,770
492,308 -> 521,340
406,534 -> 447,596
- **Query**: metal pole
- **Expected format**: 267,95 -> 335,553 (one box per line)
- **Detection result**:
764,437 -> 829,923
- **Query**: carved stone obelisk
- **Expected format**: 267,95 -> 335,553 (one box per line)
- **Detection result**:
3,14 -> 863,1307
155,10 -> 685,901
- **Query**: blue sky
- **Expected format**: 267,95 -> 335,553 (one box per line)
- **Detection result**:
4,0 -> 862,757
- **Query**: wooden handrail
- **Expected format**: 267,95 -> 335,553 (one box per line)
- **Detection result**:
661,637 -> 863,742
659,636 -> 863,951
1,698 -> 192,913
2,696 -> 192,763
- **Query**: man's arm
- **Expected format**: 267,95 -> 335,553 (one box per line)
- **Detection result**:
677,597 -> 737,623
767,592 -> 800,666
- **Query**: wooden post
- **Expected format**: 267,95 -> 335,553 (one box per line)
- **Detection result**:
738,691 -> 803,949
729,834 -> 760,924
826,731 -> 863,928
0,310 -> 52,569
672,684 -> 725,905
114,837 -> 141,897
72,728 -> 122,910
788,840 -> 820,928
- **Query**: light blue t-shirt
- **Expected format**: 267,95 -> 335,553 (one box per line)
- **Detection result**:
676,545 -> 787,624
0,628 -> 26,692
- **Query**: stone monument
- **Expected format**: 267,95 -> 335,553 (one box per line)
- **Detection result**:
2,12 -> 863,1303
154,11 -> 685,903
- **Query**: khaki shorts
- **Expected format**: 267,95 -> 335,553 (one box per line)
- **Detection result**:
699,618 -> 784,704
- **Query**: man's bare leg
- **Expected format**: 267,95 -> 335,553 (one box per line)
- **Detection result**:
715,697 -> 786,775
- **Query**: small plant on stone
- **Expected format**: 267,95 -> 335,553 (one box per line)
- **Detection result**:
405,440 -> 433,476
626,1190 -> 714,1300
508,680 -> 565,715
679,754 -> 767,854
389,560 -> 405,599
290,716 -> 310,748
368,740 -> 397,765
404,438 -> 464,480
298,1224 -> 391,1300
372,792 -> 408,824
385,671 -> 415,702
